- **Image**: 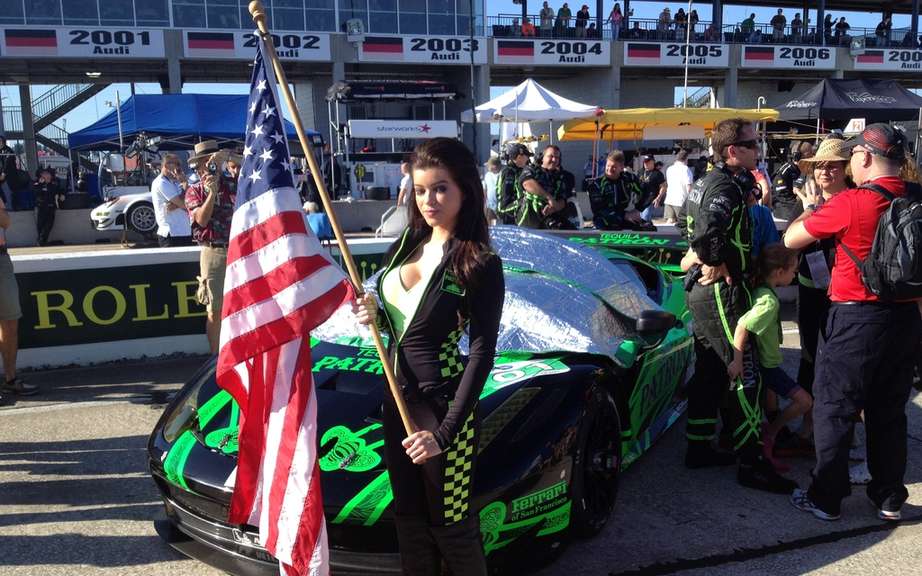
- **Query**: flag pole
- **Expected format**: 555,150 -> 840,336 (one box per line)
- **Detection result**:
249,0 -> 416,436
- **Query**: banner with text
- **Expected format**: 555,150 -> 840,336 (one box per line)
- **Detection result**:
359,35 -> 486,64
184,30 -> 330,61
623,42 -> 728,68
853,49 -> 922,71
494,38 -> 610,66
740,45 -> 836,69
348,120 -> 458,139
0,27 -> 164,58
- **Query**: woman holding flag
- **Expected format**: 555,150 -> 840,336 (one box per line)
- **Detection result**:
355,137 -> 504,575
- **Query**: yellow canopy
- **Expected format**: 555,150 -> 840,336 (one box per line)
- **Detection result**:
557,107 -> 780,142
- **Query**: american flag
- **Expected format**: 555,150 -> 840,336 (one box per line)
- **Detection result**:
216,37 -> 352,576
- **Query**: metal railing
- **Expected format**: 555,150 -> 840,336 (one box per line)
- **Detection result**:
487,14 -> 921,47
32,84 -> 99,122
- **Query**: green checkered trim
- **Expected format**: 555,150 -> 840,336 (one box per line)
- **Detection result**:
442,410 -> 476,524
438,329 -> 464,379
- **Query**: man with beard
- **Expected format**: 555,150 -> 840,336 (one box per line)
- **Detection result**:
682,118 -> 798,494
518,145 -> 577,229
496,143 -> 532,225
587,150 -> 645,229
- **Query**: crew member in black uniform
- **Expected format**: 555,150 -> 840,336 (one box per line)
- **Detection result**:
518,145 -> 577,229
496,142 -> 531,224
638,154 -> 667,221
33,167 -> 63,246
587,150 -> 648,230
681,118 -> 798,494
354,137 -> 504,576
771,140 -> 815,221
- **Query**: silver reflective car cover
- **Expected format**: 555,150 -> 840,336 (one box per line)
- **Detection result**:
312,226 -> 661,362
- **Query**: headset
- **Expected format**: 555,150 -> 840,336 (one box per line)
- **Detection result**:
715,161 -> 759,200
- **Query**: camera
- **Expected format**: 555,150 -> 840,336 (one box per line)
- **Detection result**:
794,176 -> 806,188
206,162 -> 218,175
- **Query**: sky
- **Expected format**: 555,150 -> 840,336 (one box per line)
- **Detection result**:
0,0 -> 906,137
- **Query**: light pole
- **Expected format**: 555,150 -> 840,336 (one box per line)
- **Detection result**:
105,91 -> 124,151
0,95 -> 6,134
682,0 -> 693,107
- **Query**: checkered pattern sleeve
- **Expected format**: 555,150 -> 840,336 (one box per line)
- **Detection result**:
433,253 -> 504,450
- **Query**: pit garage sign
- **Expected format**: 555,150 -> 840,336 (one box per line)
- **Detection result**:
740,45 -> 836,69
623,42 -> 728,68
359,35 -> 486,64
348,120 -> 458,139
853,49 -> 922,71
0,27 -> 164,58
493,39 -> 610,66
184,30 -> 330,61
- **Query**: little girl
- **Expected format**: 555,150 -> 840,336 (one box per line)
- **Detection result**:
729,243 -> 813,472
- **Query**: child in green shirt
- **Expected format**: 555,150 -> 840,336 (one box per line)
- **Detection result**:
729,244 -> 813,472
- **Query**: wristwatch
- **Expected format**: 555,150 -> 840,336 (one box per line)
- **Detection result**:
805,203 -> 817,211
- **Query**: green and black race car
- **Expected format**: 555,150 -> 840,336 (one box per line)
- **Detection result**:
148,227 -> 694,575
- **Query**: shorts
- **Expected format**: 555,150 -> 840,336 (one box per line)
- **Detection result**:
664,204 -> 681,221
198,246 -> 227,315
760,365 -> 801,399
0,252 -> 22,321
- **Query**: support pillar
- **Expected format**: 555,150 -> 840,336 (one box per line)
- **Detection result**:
167,58 -> 182,94
913,0 -> 919,47
473,64 -> 490,163
623,0 -> 630,31
163,29 -> 183,94
832,68 -> 844,79
712,0 -> 722,33
19,85 -> 37,175
817,0 -> 825,46
723,47 -> 738,107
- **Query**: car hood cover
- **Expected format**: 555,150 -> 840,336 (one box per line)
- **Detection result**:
313,227 -> 660,363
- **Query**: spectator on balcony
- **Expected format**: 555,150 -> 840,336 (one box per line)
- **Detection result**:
704,22 -> 720,42
540,2 -> 554,35
834,16 -> 850,44
690,10 -> 699,34
791,13 -> 803,43
588,21 -> 599,37
674,8 -> 688,40
740,13 -> 756,42
608,3 -> 623,41
876,16 -> 892,47
511,17 -> 522,36
770,9 -> 786,42
555,3 -> 572,36
823,14 -> 833,43
627,20 -> 642,39
522,17 -> 536,36
657,7 -> 671,39
576,5 -> 590,37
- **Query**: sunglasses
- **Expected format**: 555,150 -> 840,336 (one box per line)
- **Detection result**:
731,139 -> 759,150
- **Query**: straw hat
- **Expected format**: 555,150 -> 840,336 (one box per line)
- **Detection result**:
799,137 -> 849,169
188,140 -> 222,166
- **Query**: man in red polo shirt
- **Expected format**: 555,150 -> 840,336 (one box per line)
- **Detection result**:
784,124 -> 922,522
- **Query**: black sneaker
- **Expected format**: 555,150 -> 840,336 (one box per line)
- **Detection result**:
685,443 -> 737,469
792,488 -> 841,521
2,378 -> 38,396
0,392 -> 14,407
738,457 -> 799,494
870,494 -> 904,522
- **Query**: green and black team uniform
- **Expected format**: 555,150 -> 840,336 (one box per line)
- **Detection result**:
376,229 -> 504,576
496,162 -> 524,225
586,170 -> 643,230
683,165 -> 797,492
771,159 -> 803,221
517,165 -> 577,229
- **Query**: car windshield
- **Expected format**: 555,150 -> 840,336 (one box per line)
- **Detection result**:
312,227 -> 662,363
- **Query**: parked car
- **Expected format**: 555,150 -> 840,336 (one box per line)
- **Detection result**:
89,189 -> 155,235
148,227 -> 693,575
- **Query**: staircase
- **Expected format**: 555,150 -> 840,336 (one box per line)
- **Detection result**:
679,86 -> 713,109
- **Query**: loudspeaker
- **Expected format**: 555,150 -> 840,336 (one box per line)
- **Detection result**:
850,36 -> 866,55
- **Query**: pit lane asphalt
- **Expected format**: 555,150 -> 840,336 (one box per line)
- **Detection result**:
2,313 -> 921,575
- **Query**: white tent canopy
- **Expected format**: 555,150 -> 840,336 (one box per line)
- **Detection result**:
461,79 -> 600,123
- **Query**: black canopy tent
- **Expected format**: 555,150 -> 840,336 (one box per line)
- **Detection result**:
779,79 -> 922,123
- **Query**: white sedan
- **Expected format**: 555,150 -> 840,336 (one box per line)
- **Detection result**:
89,186 -> 156,236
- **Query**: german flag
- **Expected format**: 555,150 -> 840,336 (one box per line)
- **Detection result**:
856,50 -> 884,64
362,36 -> 403,60
626,43 -> 660,60
185,32 -> 236,58
744,46 -> 774,62
496,40 -> 534,61
4,29 -> 57,56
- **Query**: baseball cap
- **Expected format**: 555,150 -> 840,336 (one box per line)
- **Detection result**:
642,154 -> 655,162
505,142 -> 533,159
842,123 -> 906,160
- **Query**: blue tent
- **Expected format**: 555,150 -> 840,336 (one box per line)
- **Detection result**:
68,93 -> 320,151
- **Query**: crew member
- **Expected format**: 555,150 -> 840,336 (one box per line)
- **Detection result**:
33,167 -> 63,246
639,154 -> 667,221
682,118 -> 797,494
185,140 -> 237,353
496,143 -> 531,225
0,136 -> 17,207
587,150 -> 645,229
772,140 -> 815,220
518,145 -> 575,229
354,138 -> 503,575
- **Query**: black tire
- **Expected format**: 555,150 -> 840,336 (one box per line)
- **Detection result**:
127,202 -> 157,235
570,384 -> 621,538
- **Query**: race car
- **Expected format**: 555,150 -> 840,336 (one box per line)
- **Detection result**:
89,189 -> 156,235
148,226 -> 694,575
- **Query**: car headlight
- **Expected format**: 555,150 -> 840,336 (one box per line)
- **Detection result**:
162,377 -> 207,443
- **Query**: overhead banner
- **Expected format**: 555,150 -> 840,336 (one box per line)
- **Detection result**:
0,27 -> 164,58
854,49 -> 922,71
348,120 -> 458,139
741,45 -> 836,69
184,30 -> 331,61
494,39 -> 610,66
623,42 -> 728,68
359,35 -> 486,64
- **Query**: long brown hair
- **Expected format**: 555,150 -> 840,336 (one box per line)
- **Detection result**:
406,138 -> 492,289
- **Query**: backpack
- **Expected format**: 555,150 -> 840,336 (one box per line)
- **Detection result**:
841,181 -> 922,301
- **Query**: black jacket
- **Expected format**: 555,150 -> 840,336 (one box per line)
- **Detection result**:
771,160 -> 803,221
376,229 -> 504,449
587,171 -> 642,228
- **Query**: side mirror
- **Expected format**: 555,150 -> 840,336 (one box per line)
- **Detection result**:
635,309 -> 677,341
